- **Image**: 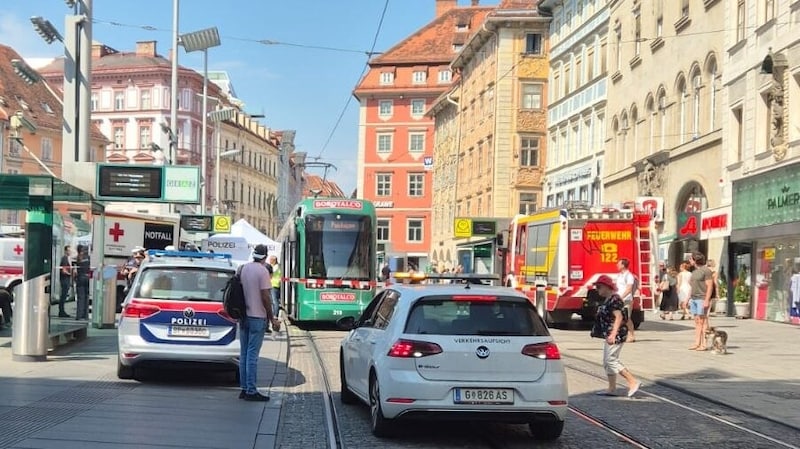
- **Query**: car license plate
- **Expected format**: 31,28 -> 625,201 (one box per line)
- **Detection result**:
169,326 -> 210,338
454,388 -> 514,404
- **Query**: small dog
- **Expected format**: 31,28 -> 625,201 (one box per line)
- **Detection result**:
705,327 -> 728,355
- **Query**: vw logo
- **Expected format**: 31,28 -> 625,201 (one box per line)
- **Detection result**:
476,346 -> 490,359
183,307 -> 195,318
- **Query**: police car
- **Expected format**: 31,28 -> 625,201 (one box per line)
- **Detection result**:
338,273 -> 568,440
117,250 -> 239,380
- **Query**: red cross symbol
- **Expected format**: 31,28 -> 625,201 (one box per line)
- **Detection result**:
13,244 -> 23,255
109,222 -> 125,242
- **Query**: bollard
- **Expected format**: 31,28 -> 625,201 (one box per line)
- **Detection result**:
12,274 -> 51,361
101,265 -> 118,328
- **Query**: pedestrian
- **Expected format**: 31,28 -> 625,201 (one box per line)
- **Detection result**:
688,251 -> 714,351
658,266 -> 679,320
615,258 -> 636,343
677,262 -> 692,319
74,245 -> 91,320
238,244 -> 274,401
268,254 -> 282,330
57,245 -> 73,318
381,262 -> 390,281
0,288 -> 12,328
592,274 -> 641,397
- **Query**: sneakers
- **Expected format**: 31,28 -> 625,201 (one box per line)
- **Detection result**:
242,392 -> 270,402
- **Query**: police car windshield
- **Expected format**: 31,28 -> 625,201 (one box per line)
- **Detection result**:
134,268 -> 232,302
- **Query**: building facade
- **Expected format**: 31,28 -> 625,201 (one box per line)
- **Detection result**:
539,0 -> 608,208
603,0 -> 726,271
0,44 -> 108,227
429,1 -> 550,272
724,0 -> 800,324
354,0 -> 493,271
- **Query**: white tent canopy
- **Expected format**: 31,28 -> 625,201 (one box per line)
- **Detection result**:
230,219 -> 280,255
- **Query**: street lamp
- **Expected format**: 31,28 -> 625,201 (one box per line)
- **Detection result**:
208,107 -> 236,214
10,59 -> 41,85
30,16 -> 63,44
180,26 -> 221,214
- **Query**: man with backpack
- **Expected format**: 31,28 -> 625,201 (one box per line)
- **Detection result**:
615,258 -> 637,343
237,244 -> 274,401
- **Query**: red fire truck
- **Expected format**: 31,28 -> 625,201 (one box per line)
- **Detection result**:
502,203 -> 656,328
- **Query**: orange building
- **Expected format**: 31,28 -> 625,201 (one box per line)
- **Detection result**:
354,0 -> 492,270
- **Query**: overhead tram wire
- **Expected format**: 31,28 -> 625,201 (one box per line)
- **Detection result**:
314,0 -> 390,161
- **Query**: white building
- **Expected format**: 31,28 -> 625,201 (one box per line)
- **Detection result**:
539,0 -> 608,207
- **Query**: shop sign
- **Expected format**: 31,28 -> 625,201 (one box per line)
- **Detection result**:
635,196 -> 664,222
677,212 -> 701,240
732,163 -> 800,229
554,165 -> 592,186
374,201 -> 394,208
699,206 -> 731,240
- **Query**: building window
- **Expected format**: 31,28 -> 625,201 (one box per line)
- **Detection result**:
376,173 -> 392,196
764,0 -> 776,23
41,137 -> 53,161
114,92 -> 124,110
614,27 -> 622,71
736,0 -> 746,42
376,219 -> 390,241
681,0 -> 689,17
412,70 -> 427,84
525,33 -> 542,55
90,93 -> 98,111
520,83 -> 543,109
139,125 -> 151,148
692,73 -> 702,136
408,173 -> 424,196
634,12 -> 642,55
378,100 -> 392,117
140,89 -> 151,109
407,219 -> 423,242
114,127 -> 124,149
380,72 -> 394,85
519,192 -> 537,215
438,69 -> 452,83
453,43 -> 464,52
520,136 -> 540,166
411,99 -> 426,116
377,133 -> 393,154
732,106 -> 743,162
579,186 -> 589,201
409,132 -> 425,153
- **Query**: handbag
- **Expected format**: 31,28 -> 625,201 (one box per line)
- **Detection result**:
590,318 -> 604,339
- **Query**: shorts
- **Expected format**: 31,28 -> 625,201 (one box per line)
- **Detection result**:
690,298 -> 708,316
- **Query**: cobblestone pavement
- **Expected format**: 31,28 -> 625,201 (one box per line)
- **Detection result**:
276,326 -> 800,449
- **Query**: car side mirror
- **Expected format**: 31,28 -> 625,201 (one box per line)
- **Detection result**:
336,316 -> 357,331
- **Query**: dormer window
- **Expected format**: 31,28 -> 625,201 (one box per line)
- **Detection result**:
438,69 -> 452,83
380,71 -> 394,85
456,23 -> 469,32
412,70 -> 427,84
16,96 -> 30,111
453,43 -> 464,52
41,102 -> 54,114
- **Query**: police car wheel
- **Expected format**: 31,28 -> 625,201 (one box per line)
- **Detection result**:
117,358 -> 135,380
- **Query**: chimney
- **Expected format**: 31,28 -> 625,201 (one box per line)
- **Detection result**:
436,0 -> 458,17
92,43 -> 112,59
471,0 -> 479,5
136,40 -> 157,57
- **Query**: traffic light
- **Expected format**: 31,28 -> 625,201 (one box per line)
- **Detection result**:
495,232 -> 504,248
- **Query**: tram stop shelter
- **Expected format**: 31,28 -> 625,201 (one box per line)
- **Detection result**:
0,174 -> 115,361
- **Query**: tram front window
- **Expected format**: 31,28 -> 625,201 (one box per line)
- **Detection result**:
305,214 -> 372,280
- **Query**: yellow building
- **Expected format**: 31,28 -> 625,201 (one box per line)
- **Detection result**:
428,3 -> 550,270
217,111 -> 280,237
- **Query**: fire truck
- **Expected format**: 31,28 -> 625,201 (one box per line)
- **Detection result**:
502,203 -> 656,328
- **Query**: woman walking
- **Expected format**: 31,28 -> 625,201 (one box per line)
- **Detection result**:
677,262 -> 693,319
659,266 -> 679,320
592,275 -> 641,397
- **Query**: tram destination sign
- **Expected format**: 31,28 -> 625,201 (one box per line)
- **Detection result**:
96,164 -> 200,204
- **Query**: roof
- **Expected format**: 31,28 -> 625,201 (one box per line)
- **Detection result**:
304,174 -> 346,198
369,6 -> 493,66
0,44 -> 108,143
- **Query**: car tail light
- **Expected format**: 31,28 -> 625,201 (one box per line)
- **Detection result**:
217,309 -> 236,322
451,295 -> 497,301
388,339 -> 442,358
521,342 -> 561,360
122,302 -> 160,319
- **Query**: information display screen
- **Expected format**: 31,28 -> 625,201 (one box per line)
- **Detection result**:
98,165 -> 162,199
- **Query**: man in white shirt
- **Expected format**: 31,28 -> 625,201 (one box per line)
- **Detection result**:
615,258 -> 636,343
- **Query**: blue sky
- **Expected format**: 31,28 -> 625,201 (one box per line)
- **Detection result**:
1,0 -> 500,195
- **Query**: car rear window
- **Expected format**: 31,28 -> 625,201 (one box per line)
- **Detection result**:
134,268 -> 232,302
404,295 -> 550,336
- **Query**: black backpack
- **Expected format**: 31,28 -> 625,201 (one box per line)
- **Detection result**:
223,266 -> 246,320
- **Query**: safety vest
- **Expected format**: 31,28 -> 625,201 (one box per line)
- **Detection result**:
271,263 -> 282,288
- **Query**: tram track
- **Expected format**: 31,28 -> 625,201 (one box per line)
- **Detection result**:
304,330 -> 346,449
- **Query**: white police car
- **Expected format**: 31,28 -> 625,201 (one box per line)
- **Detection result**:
117,250 -> 239,380
338,273 -> 568,440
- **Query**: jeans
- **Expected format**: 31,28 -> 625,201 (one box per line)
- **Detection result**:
271,288 -> 281,317
76,278 -> 89,320
59,276 -> 71,315
239,317 -> 267,394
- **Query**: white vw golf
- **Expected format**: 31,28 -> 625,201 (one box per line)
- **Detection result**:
338,275 -> 568,440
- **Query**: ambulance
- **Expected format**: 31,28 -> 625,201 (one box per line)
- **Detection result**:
502,202 -> 656,328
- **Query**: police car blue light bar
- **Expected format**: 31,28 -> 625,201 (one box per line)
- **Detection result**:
147,249 -> 232,259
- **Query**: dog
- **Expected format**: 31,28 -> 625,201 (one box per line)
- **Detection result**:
705,327 -> 728,355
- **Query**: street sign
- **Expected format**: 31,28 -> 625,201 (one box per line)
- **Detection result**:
423,156 -> 433,171
95,164 -> 200,204
471,220 -> 496,236
454,218 -> 472,238
181,215 -> 213,232
213,215 -> 231,233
